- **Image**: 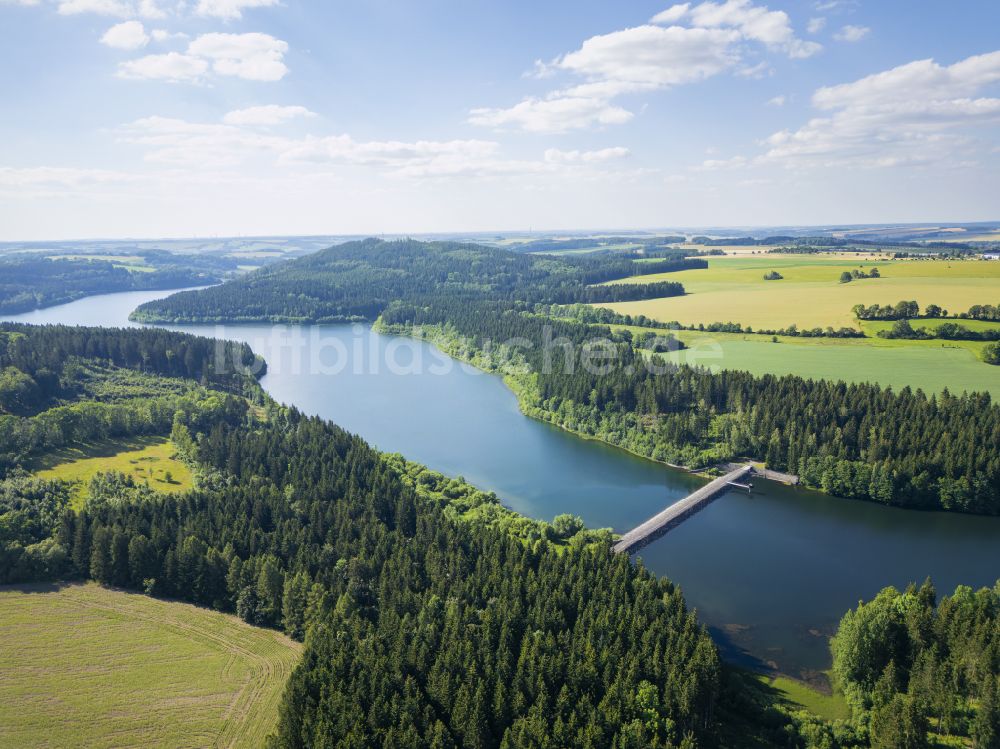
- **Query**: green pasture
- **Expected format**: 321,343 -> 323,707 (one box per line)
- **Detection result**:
0,582 -> 301,749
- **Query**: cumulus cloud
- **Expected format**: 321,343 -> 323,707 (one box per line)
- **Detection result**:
746,51 -> 1000,169
100,20 -> 149,49
224,105 -> 316,125
678,0 -> 822,58
472,1 -> 820,133
119,32 -> 289,82
188,32 -> 288,81
195,0 -> 278,20
650,3 -> 690,24
834,24 -> 870,42
806,17 -> 826,33
767,94 -> 786,106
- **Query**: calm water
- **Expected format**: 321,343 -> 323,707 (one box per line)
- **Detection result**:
7,289 -> 1000,678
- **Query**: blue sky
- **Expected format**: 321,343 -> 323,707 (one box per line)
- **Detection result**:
2,0 -> 999,239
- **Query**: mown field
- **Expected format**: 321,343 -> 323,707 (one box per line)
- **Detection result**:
0,583 -> 301,749
649,328 -> 1000,397
32,436 -> 193,509
602,255 -> 1000,330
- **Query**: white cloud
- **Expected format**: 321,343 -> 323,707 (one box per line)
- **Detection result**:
473,1 -> 820,133
806,17 -> 826,34
137,0 -> 166,19
195,0 -> 278,20
120,32 -> 289,82
834,24 -> 870,42
101,20 -> 149,50
544,147 -> 630,163
187,32 -> 288,81
660,0 -> 822,58
755,51 -> 1000,169
650,3 -> 690,24
469,95 -> 634,134
558,25 -> 743,93
224,105 -> 316,125
151,28 -> 187,42
767,94 -> 786,106
118,51 -> 208,81
813,52 -> 1000,110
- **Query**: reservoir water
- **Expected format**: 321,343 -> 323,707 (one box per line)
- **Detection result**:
7,288 -> 1000,681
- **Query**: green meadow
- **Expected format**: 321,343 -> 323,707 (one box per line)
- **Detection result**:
0,583 -> 301,749
644,330 -> 1000,397
32,436 -> 193,508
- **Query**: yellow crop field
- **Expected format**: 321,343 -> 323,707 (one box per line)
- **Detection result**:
602,255 -> 1000,330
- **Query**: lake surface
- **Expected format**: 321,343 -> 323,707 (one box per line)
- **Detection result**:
7,288 -> 1000,680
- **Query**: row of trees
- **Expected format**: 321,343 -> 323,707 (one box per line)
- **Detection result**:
854,301 -> 1000,322
878,319 -> 1000,343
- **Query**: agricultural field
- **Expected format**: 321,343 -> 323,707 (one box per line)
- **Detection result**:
0,582 -> 301,749
32,436 -> 193,508
601,255 -> 1000,330
638,328 -> 1000,397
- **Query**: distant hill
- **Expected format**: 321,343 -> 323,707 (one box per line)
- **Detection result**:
131,237 -> 697,324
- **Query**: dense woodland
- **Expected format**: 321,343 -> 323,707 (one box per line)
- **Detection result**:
0,256 -> 227,314
831,581 -> 1000,748
131,239 -> 695,323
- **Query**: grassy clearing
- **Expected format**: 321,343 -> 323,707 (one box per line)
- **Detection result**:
601,256 -> 1000,330
768,675 -> 851,722
0,582 -> 301,749
32,436 -> 193,508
